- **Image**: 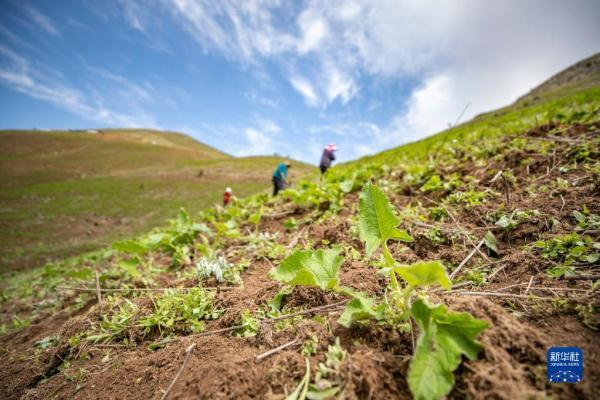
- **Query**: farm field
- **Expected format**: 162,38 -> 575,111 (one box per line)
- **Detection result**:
0,129 -> 311,271
1,60 -> 599,400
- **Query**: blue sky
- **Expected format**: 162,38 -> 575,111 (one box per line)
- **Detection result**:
0,1 -> 599,163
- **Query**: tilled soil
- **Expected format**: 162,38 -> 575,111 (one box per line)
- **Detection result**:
1,123 -> 599,399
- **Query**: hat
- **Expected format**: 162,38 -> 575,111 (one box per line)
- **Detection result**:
326,143 -> 338,152
225,187 -> 232,193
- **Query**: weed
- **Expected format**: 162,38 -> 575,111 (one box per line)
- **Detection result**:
233,310 -> 260,338
138,288 -> 221,337
196,256 -> 241,284
533,233 -> 599,277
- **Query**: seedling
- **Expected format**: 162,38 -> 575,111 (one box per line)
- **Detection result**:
271,183 -> 488,400
196,256 -> 241,284
358,183 -> 488,400
532,233 -> 599,277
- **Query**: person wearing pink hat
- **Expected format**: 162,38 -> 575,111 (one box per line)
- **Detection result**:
319,143 -> 338,174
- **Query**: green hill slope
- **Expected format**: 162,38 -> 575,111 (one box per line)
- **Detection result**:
349,53 -> 600,168
0,129 -> 310,271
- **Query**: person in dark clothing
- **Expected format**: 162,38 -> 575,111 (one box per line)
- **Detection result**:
223,187 -> 232,206
272,161 -> 291,196
319,143 -> 338,174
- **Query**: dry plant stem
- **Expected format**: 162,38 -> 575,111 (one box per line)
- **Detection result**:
160,343 -> 196,400
524,277 -> 534,295
256,339 -> 299,361
489,170 -> 503,183
261,256 -> 275,269
518,135 -> 582,143
562,274 -> 600,281
94,271 -> 102,311
194,324 -> 245,338
441,203 -> 491,264
501,174 -> 510,209
488,264 -> 508,281
449,238 -> 485,280
449,291 -> 556,300
287,226 -> 308,249
56,286 -> 238,292
268,300 -> 349,322
431,281 -> 474,293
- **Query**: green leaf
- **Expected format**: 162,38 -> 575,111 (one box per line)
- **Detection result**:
286,358 -> 310,400
420,175 -> 442,193
306,386 -> 340,400
408,298 -> 488,400
268,286 -> 294,314
118,257 -> 140,278
358,182 -> 413,257
337,291 -> 377,328
112,240 -> 148,255
65,268 -> 94,280
248,211 -> 262,226
339,179 -> 355,193
483,231 -> 498,254
409,338 -> 455,400
393,261 -> 451,289
269,249 -> 344,290
434,310 -> 489,361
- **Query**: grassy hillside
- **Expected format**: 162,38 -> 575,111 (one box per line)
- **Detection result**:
0,129 -> 311,271
339,54 -> 598,171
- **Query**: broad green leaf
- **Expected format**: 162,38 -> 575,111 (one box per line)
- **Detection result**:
112,240 -> 148,255
286,358 -> 310,400
143,233 -> 166,249
393,261 -> 451,289
434,310 -> 489,361
306,386 -> 340,400
337,291 -> 377,328
339,179 -> 355,193
409,298 -> 488,400
483,231 -> 498,254
118,257 -> 140,278
420,175 -> 442,193
248,211 -> 262,226
269,249 -> 344,290
177,208 -> 190,225
358,183 -> 413,257
268,286 -> 294,314
65,268 -> 94,280
409,338 -> 455,400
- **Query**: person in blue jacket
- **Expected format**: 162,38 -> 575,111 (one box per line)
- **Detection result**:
272,161 -> 291,196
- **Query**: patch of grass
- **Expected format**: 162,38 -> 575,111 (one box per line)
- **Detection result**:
0,130 -> 312,271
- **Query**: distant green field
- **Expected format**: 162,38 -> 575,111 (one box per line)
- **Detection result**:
0,129 -> 311,271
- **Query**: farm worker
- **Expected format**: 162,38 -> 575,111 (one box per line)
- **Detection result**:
319,143 -> 338,174
223,187 -> 232,206
272,161 -> 291,196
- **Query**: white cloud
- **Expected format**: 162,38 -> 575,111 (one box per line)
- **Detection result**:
0,46 -> 158,127
289,75 -> 319,106
118,0 -> 150,33
324,65 -> 357,104
241,127 -> 272,155
23,4 -> 60,37
162,0 -> 296,62
297,11 -> 328,54
255,117 -> 281,134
